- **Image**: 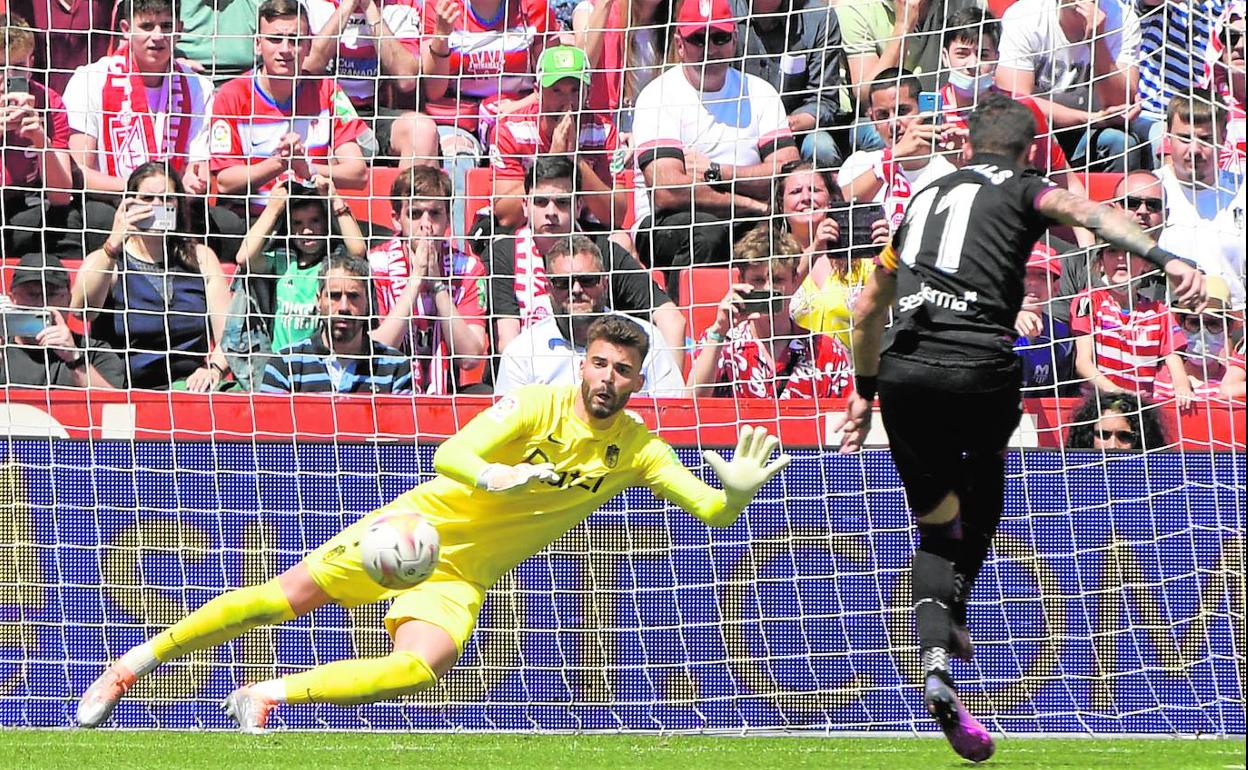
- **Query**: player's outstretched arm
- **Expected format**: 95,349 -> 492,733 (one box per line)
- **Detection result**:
1035,188 -> 1206,309
700,425 -> 793,524
433,391 -> 558,492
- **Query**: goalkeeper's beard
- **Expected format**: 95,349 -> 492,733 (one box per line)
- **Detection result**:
580,378 -> 624,419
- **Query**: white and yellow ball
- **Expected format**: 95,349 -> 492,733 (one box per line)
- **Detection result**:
359,513 -> 440,590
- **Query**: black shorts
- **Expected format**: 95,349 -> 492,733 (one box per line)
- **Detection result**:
877,353 -> 1023,516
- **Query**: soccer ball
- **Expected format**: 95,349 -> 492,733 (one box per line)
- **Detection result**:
359,513 -> 440,590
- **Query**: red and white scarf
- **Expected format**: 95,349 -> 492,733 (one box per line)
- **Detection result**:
511,227 -> 553,328
99,44 -> 193,179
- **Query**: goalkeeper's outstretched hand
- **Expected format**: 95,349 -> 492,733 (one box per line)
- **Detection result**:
703,425 -> 792,504
476,462 -> 559,492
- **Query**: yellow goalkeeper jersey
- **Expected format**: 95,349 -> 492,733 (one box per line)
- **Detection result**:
395,384 -> 728,587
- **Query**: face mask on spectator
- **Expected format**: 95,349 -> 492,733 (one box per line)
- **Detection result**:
1185,328 -> 1226,359
948,68 -> 993,95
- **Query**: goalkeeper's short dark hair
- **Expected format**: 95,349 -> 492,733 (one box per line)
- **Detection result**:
586,315 -> 650,365
967,92 -> 1036,162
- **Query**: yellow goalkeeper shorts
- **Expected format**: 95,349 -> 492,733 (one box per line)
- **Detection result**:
302,501 -> 486,655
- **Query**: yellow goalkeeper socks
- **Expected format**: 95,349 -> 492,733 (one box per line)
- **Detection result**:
149,579 -> 296,663
282,650 -> 438,706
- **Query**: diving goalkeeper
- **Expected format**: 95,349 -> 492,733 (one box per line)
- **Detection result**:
77,315 -> 791,732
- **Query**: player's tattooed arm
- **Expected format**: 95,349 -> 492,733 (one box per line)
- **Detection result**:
1035,188 -> 1160,268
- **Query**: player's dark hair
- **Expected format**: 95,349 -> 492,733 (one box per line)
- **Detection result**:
586,315 -> 650,365
868,67 -> 922,103
117,0 -> 175,29
259,0 -> 308,24
966,92 -> 1036,162
390,165 -> 452,217
1065,391 -> 1169,451
526,155 -> 579,193
943,7 -> 999,50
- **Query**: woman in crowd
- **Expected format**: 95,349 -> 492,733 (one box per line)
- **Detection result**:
72,162 -> 232,391
1066,391 -> 1170,451
687,224 -> 853,400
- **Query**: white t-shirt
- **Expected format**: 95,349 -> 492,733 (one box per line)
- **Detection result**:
62,57 -> 216,169
1156,166 -> 1246,309
838,148 -> 957,226
495,314 -> 686,397
997,0 -> 1141,111
630,65 -> 789,226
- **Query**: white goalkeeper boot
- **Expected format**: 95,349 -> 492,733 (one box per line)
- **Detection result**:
76,662 -> 137,728
223,685 -> 278,734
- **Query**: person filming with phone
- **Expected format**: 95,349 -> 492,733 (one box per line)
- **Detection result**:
687,223 -> 854,400
1,254 -> 126,389
72,162 -> 233,391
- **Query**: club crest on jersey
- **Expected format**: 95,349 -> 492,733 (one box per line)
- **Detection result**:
605,444 -> 620,468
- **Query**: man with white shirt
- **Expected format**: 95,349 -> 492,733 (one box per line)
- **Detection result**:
630,0 -> 801,295
994,0 -> 1145,172
838,68 -> 957,229
1156,93 -> 1246,308
496,236 -> 686,397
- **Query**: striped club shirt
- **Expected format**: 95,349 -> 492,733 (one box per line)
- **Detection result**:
1070,286 -> 1186,395
1138,0 -> 1222,120
261,332 -> 414,394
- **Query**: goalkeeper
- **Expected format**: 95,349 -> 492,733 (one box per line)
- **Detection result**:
77,315 -> 791,732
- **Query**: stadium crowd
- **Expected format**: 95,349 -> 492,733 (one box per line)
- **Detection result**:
0,0 -> 1244,445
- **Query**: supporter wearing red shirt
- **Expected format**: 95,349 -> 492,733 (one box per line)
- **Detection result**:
301,0 -> 441,167
369,166 -> 489,394
0,15 -> 75,258
1071,244 -> 1194,408
489,45 -> 629,230
688,225 -> 854,401
208,0 -> 368,213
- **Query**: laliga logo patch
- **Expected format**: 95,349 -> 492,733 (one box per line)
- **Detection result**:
209,120 -> 231,154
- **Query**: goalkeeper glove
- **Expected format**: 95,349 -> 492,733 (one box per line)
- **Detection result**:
703,425 -> 792,513
475,462 -> 559,492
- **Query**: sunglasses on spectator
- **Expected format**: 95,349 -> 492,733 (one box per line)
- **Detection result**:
1121,195 -> 1163,213
1226,28 -> 1244,49
548,273 -> 605,292
684,31 -> 734,48
531,195 -> 573,210
1096,429 -> 1137,444
1182,313 -> 1226,333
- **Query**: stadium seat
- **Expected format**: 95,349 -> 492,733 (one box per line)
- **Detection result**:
1080,172 -> 1124,202
464,167 -> 495,237
341,166 -> 401,231
987,0 -> 1018,19
678,267 -> 735,342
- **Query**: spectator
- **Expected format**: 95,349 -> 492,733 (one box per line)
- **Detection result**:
72,162 -> 233,391
1070,242 -> 1193,407
631,0 -> 799,290
0,253 -> 125,388
301,0 -> 441,167
1221,340 -> 1246,399
370,165 -> 489,394
488,156 -> 685,367
208,0 -> 369,214
489,45 -> 630,230
1155,92 -> 1246,308
995,0 -> 1145,172
1155,276 -> 1243,401
224,176 -> 368,389
839,68 -> 957,229
687,224 -> 853,399
495,236 -> 684,396
778,161 -> 883,349
1065,390 -> 1169,450
1136,0 -> 1222,163
836,0 -> 980,106
421,0 -> 559,242
8,0 -> 114,95
176,0 -> 258,84
1055,170 -> 1167,324
260,254 -> 415,394
1204,0 -> 1245,174
731,0 -> 855,168
571,0 -> 671,128
1014,245 -> 1076,396
62,0 -> 242,261
1,15 -> 75,259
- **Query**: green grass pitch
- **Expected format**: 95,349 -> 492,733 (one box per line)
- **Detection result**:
0,731 -> 1243,770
